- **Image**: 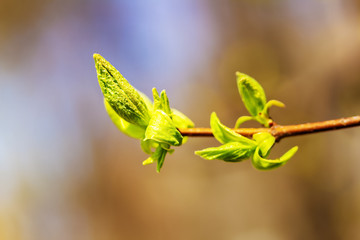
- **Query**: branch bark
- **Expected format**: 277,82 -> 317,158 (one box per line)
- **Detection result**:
178,115 -> 360,141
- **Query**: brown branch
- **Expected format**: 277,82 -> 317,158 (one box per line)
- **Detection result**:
178,115 -> 360,141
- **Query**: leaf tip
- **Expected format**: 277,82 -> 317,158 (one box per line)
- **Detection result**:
93,53 -> 103,62
142,158 -> 154,166
210,111 -> 218,120
236,72 -> 254,83
194,150 -> 202,157
236,71 -> 249,78
279,145 -> 299,162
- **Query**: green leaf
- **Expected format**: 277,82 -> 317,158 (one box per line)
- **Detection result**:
94,54 -> 151,127
234,116 -> 254,128
160,90 -> 171,115
145,110 -> 183,146
195,142 -> 255,162
155,146 -> 168,172
172,108 -> 195,129
262,100 -> 285,115
252,132 -> 275,157
152,88 -> 172,115
142,157 -> 154,166
252,146 -> 298,170
152,87 -> 161,110
104,99 -> 145,139
143,145 -> 169,172
260,100 -> 285,125
153,88 -> 194,129
211,112 -> 257,146
236,72 -> 267,117
140,139 -> 158,154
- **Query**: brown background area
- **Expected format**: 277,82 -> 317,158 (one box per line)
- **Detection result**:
0,0 -> 360,239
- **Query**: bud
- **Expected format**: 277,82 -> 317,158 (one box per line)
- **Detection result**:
104,99 -> 145,139
145,110 -> 183,146
94,53 -> 151,127
236,72 -> 267,117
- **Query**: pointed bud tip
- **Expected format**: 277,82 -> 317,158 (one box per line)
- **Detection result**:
236,72 -> 251,84
235,72 -> 245,79
235,71 -> 248,77
93,53 -> 105,63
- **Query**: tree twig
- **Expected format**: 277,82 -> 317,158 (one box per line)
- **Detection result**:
178,115 -> 360,141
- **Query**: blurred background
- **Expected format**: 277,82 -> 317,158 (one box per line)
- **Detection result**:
1,0 -> 360,239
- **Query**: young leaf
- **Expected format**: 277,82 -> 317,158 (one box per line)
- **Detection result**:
210,112 -> 257,146
236,72 -> 266,117
155,147 -> 168,172
94,54 -> 151,127
152,88 -> 172,115
252,146 -> 298,170
143,145 -> 169,172
145,110 -> 183,146
152,88 -> 161,110
262,100 -> 285,117
160,90 -> 171,115
259,100 -> 285,126
142,157 -> 154,165
140,139 -> 158,154
252,132 -> 275,157
235,116 -> 254,128
195,142 -> 255,162
104,99 -> 145,139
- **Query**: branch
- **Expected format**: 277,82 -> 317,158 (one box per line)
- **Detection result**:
179,115 -> 360,141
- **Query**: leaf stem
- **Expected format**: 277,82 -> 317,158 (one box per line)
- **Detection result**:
178,115 -> 360,141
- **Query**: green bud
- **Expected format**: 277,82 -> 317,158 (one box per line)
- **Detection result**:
236,72 -> 286,128
94,53 -> 151,127
144,110 -> 183,146
236,72 -> 266,117
104,99 -> 145,139
138,90 -> 154,113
